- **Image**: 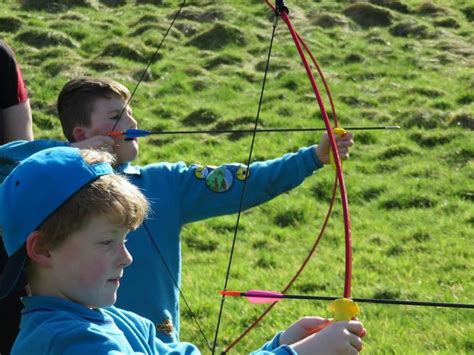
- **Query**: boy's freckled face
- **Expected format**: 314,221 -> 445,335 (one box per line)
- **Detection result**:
47,216 -> 133,309
86,95 -> 139,163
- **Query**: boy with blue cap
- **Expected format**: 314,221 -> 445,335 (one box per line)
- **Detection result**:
0,147 -> 365,354
0,77 -> 355,343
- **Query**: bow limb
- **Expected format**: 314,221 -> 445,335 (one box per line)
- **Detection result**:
281,1 -> 358,324
278,4 -> 352,299
269,0 -> 352,298
223,2 -> 353,351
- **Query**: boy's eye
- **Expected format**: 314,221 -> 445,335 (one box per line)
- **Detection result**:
100,236 -> 128,246
109,115 -> 121,121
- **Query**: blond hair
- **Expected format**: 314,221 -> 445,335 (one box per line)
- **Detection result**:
57,77 -> 130,142
35,149 -> 148,251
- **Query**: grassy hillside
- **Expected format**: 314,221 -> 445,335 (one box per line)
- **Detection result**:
1,0 -> 473,353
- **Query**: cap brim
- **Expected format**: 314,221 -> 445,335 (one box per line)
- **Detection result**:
0,244 -> 27,300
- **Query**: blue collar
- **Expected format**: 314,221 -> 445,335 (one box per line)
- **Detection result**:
115,162 -> 141,175
22,295 -> 110,323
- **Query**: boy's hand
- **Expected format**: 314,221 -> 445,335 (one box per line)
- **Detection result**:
315,131 -> 354,165
279,316 -> 331,345
70,136 -> 115,152
291,320 -> 366,355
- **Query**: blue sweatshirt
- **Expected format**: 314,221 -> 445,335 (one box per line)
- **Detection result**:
12,296 -> 295,354
0,140 -> 323,342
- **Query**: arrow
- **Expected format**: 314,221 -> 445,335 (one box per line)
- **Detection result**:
220,290 -> 474,309
108,125 -> 400,140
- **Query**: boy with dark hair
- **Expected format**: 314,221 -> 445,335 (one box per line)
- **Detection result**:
0,77 -> 354,343
0,147 -> 365,354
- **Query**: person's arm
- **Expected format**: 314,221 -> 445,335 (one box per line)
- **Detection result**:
0,40 -> 33,144
0,100 -> 33,143
252,317 -> 365,355
172,145 -> 323,224
250,331 -> 297,354
172,131 -> 353,224
52,329 -> 201,355
289,319 -> 365,355
0,139 -> 67,160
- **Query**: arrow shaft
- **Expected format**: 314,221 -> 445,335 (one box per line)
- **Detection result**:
126,125 -> 399,137
242,293 -> 474,309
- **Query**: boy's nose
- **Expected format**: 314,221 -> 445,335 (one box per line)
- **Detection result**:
125,114 -> 138,128
120,245 -> 133,267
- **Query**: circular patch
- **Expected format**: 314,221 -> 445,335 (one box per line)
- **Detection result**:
236,165 -> 250,181
206,166 -> 233,192
194,165 -> 210,179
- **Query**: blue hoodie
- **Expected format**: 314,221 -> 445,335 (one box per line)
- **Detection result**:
0,140 -> 323,342
13,296 -> 295,354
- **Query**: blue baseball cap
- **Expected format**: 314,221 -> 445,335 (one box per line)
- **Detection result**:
0,147 -> 114,299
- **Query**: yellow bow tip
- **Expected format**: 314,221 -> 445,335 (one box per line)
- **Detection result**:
333,127 -> 347,136
329,127 -> 347,169
329,298 -> 360,321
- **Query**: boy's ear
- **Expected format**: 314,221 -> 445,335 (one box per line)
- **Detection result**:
26,231 -> 52,266
72,126 -> 87,142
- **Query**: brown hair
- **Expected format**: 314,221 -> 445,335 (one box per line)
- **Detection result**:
57,78 -> 130,142
34,149 -> 148,251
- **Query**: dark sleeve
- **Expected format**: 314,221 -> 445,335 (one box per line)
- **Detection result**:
0,238 -> 26,355
0,41 -> 28,109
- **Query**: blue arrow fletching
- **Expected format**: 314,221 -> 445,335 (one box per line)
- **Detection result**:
123,129 -> 152,139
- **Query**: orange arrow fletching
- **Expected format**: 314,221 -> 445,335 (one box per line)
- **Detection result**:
220,290 -> 242,297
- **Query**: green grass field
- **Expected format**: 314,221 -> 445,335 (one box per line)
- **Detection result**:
1,0 -> 473,353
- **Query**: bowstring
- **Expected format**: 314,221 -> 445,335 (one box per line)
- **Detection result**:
111,0 -> 186,132
210,13 -> 280,355
142,223 -> 213,351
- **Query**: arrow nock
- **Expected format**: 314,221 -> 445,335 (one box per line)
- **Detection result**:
107,131 -> 124,137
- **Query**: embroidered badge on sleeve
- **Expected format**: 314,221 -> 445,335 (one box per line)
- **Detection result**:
156,319 -> 174,336
205,166 -> 233,192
